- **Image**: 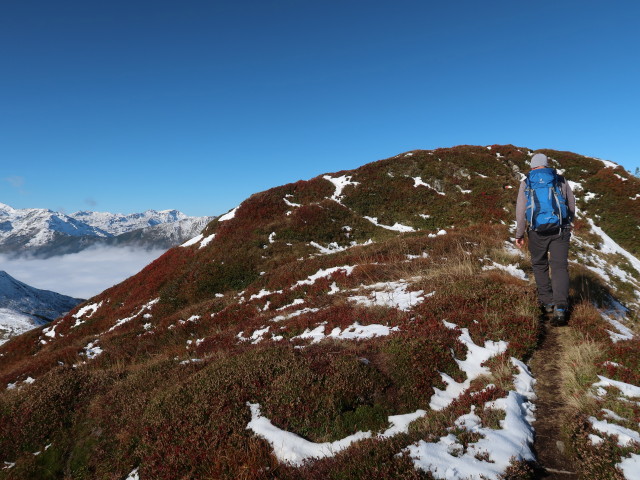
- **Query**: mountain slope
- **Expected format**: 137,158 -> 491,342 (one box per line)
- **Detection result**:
0,145 -> 638,479
0,204 -> 214,257
0,271 -> 82,344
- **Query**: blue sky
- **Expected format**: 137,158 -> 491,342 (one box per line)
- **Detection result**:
2,0 -> 639,217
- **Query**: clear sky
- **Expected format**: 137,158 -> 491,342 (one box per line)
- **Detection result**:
2,0 -> 639,217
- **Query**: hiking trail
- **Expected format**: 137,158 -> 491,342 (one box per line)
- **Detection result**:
529,320 -> 577,479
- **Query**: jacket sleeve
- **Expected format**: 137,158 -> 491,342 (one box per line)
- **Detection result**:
515,181 -> 527,239
562,178 -> 576,223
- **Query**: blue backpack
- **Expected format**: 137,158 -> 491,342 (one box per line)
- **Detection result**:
524,168 -> 569,233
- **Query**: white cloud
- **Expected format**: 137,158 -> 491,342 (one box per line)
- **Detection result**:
4,176 -> 25,188
0,247 -> 165,299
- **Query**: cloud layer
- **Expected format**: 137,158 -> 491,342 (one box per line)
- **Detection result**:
0,247 -> 166,299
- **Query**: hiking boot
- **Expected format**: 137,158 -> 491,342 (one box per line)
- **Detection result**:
542,304 -> 554,315
552,306 -> 568,326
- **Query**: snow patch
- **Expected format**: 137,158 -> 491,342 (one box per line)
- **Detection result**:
291,322 -> 400,344
348,281 -> 429,311
430,323 -> 508,411
482,261 -> 528,281
108,298 -> 160,332
593,376 -> 640,398
405,359 -> 535,479
323,175 -> 359,204
588,417 -> 640,446
295,266 -> 355,287
413,177 -> 445,195
364,216 -> 415,232
199,233 -> 216,248
82,340 -> 103,359
181,234 -> 203,247
246,402 -> 371,466
218,207 -> 239,222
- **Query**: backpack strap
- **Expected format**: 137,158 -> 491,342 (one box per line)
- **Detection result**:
524,173 -> 535,229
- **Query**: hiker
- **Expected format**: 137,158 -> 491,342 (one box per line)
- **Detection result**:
514,153 -> 575,325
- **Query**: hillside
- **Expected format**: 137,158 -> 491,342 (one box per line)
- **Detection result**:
0,272 -> 82,345
0,145 -> 638,479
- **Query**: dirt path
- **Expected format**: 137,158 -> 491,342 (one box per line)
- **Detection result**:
528,320 -> 578,479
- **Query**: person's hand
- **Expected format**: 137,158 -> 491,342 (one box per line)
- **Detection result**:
515,237 -> 525,249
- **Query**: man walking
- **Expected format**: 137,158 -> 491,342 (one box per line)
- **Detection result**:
515,153 -> 575,325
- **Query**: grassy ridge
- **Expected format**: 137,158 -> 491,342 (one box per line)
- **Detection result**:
0,145 -> 638,479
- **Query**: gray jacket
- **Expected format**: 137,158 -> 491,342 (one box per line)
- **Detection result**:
515,172 -> 575,239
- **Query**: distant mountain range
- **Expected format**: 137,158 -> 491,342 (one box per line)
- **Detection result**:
0,203 -> 214,257
0,271 -> 82,345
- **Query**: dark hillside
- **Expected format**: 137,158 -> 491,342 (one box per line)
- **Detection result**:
0,145 -> 638,479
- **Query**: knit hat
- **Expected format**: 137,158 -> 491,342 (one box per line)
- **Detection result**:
530,153 -> 549,169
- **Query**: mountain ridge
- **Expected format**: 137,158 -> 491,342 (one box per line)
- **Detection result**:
0,271 -> 82,345
0,204 -> 214,257
0,145 -> 638,479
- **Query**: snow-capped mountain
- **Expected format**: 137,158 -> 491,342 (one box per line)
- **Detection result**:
0,271 -> 82,345
0,203 -> 214,257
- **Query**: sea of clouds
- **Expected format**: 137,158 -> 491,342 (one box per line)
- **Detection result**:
0,247 -> 166,299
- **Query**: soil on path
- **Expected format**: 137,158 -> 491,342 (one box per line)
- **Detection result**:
529,320 -> 577,479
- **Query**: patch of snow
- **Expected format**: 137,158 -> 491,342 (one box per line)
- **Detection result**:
364,216 -> 416,232
593,376 -> 640,398
618,453 -> 640,480
427,230 -> 447,238
283,197 -> 301,208
600,160 -> 619,169
430,324 -> 508,411
309,239 -> 372,255
276,298 -> 305,311
482,261 -> 528,281
295,266 -> 355,287
588,417 -> 640,446
238,326 -> 271,344
567,180 -> 583,192
348,281 -> 428,311
108,298 -> 159,332
588,218 -> 640,276
181,234 -> 203,247
589,433 -> 604,445
291,322 -> 400,344
83,341 -> 103,359
456,185 -> 472,194
602,408 -> 626,422
405,355 -> 535,479
406,389 -> 535,479
73,301 -> 102,320
250,289 -> 283,300
218,206 -> 239,222
268,232 -> 276,244
125,468 -> 140,480
199,233 -> 216,248
379,410 -> 428,438
413,177 -> 445,195
246,402 -> 372,466
602,312 -> 635,343
271,307 -> 320,323
42,323 -> 57,338
323,175 -> 359,204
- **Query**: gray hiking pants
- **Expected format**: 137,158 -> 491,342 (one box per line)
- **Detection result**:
527,229 -> 571,307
